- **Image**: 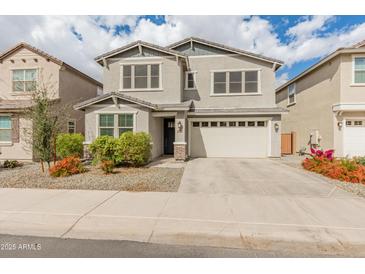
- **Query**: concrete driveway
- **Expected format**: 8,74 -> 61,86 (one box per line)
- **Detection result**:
179,158 -> 352,197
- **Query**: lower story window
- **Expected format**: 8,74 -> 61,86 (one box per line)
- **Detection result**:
99,113 -> 134,137
118,114 -> 134,135
0,116 -> 11,142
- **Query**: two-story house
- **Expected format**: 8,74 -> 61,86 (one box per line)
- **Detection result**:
276,39 -> 365,157
75,37 -> 286,160
0,42 -> 102,161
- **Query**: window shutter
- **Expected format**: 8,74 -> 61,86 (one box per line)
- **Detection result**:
11,115 -> 20,143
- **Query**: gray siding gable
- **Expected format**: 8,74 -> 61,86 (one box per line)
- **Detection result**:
112,46 -> 168,59
173,41 -> 231,56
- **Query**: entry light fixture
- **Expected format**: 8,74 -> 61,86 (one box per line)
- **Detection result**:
274,122 -> 279,132
177,121 -> 183,133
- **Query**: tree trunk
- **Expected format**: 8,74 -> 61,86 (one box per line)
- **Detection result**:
40,160 -> 44,173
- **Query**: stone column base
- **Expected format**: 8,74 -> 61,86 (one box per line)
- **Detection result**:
173,142 -> 187,161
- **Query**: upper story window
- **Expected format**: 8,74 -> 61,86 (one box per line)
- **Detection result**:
185,71 -> 196,90
354,57 -> 365,84
288,83 -> 296,105
122,64 -> 161,90
12,69 -> 37,92
211,70 -> 260,95
0,116 -> 11,143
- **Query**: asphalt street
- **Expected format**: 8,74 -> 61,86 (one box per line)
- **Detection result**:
0,234 -> 344,258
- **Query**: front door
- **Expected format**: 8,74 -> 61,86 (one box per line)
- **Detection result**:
164,118 -> 175,154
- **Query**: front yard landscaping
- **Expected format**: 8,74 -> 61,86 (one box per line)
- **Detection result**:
0,163 -> 183,192
300,147 -> 365,197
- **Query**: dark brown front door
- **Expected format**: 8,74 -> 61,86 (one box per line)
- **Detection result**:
164,118 -> 175,154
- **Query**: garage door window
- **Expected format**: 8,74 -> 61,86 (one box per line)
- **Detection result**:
346,120 -> 365,127
210,122 -> 218,127
192,122 -> 200,127
247,121 -> 255,127
201,122 -> 209,127
257,121 -> 266,127
238,121 -> 246,127
229,121 -> 236,127
219,122 -> 227,127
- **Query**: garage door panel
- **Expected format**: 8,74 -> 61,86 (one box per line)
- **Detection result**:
344,126 -> 365,157
190,124 -> 268,158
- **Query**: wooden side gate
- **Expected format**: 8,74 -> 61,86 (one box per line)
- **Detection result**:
281,132 -> 296,155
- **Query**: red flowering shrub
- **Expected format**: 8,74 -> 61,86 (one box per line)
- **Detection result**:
302,155 -> 365,184
49,156 -> 86,177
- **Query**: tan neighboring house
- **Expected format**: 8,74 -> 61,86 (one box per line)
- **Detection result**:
75,37 -> 287,160
0,42 -> 102,161
276,39 -> 365,157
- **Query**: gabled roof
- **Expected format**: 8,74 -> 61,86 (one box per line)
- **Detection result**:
168,37 -> 283,69
74,91 -> 193,111
276,39 -> 365,92
95,40 -> 187,65
0,42 -> 102,87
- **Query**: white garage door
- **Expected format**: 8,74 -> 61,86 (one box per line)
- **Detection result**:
189,120 -> 269,158
344,119 -> 365,157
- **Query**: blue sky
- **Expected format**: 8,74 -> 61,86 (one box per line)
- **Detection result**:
0,15 -> 364,84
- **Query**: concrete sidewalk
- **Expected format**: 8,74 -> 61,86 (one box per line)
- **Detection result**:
1,187 -> 365,255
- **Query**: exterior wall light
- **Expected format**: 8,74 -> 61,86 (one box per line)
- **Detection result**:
337,121 -> 343,130
274,122 -> 279,132
177,121 -> 183,133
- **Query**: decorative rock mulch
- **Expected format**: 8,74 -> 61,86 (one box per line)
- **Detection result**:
0,163 -> 183,192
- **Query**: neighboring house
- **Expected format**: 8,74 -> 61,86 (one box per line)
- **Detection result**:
75,37 -> 286,160
0,42 -> 102,161
276,39 -> 365,157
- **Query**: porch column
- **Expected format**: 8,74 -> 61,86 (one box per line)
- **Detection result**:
174,111 -> 188,161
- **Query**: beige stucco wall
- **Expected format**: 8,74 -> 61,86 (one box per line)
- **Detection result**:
102,55 -> 183,104
185,55 -> 277,108
59,68 -> 99,134
0,48 -> 60,100
0,115 -> 32,160
0,47 -> 101,161
276,55 -> 342,153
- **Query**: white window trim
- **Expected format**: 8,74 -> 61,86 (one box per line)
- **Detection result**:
184,71 -> 197,90
10,68 -> 39,94
210,68 -> 262,96
67,119 -> 77,134
0,114 -> 12,145
287,83 -> 296,106
120,62 -> 163,91
96,111 -> 137,138
352,55 -> 365,86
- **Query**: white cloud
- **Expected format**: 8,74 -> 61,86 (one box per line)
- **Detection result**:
275,72 -> 289,88
0,15 -> 365,84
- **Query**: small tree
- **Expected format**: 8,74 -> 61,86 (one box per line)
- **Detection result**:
25,76 -> 70,171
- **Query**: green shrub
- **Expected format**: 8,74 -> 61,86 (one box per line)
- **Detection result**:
56,133 -> 84,158
116,132 -> 152,166
354,156 -> 365,166
89,132 -> 152,167
100,159 -> 114,174
89,135 -> 119,164
340,158 -> 357,172
3,160 -> 23,169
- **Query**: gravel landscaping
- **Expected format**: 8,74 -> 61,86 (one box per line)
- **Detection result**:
277,156 -> 365,198
0,163 -> 183,192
